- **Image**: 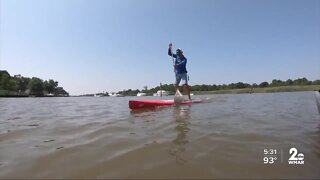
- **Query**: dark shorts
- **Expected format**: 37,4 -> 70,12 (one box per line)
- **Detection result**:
175,73 -> 188,86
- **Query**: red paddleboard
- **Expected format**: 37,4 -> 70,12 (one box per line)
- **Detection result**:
129,99 -> 201,109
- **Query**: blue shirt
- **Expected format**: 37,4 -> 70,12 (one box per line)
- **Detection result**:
168,49 -> 188,75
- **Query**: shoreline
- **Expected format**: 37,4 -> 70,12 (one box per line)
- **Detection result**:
1,85 -> 319,97
192,85 -> 320,95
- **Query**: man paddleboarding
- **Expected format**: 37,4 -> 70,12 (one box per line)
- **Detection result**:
168,43 -> 191,100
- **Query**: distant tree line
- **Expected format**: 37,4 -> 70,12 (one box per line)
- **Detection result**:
117,77 -> 320,96
0,70 -> 69,97
186,77 -> 320,91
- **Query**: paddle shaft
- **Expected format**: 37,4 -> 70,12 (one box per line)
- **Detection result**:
170,43 -> 175,72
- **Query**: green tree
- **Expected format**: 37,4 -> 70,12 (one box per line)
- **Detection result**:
252,83 -> 258,88
8,79 -> 19,91
54,87 -> 69,96
234,82 -> 250,89
259,82 -> 269,88
211,84 -> 218,91
190,85 -> 200,91
12,75 -> 29,93
28,77 -> 44,96
142,86 -> 148,92
0,71 -> 11,90
271,79 -> 284,87
22,77 -> 30,93
220,84 -> 228,90
285,79 -> 293,86
293,77 -> 311,85
312,80 -> 320,85
44,79 -> 58,94
200,84 -> 209,91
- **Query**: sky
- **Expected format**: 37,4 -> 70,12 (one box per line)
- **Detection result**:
0,0 -> 319,95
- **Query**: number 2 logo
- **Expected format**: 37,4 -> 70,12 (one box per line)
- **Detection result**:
289,148 -> 304,161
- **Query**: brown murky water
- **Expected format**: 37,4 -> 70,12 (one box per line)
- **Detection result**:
0,92 -> 320,179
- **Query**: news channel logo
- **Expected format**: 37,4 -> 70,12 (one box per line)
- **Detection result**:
263,147 -> 304,165
288,147 -> 304,165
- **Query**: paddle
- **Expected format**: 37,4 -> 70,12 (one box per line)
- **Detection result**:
169,42 -> 175,72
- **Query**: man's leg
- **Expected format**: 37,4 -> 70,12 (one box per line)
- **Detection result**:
182,74 -> 191,100
175,74 -> 182,92
185,84 -> 191,100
